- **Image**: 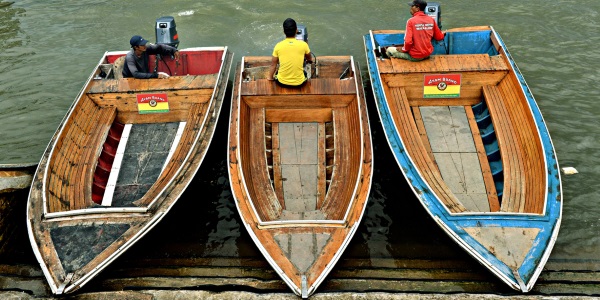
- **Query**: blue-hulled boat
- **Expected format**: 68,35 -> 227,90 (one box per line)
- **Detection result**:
364,26 -> 562,292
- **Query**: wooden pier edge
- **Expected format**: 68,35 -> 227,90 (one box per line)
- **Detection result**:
1,256 -> 599,298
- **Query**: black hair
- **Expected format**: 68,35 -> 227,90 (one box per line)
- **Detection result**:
283,18 -> 297,37
414,0 -> 427,11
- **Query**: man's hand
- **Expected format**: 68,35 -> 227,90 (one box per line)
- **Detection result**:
174,50 -> 180,61
158,72 -> 170,79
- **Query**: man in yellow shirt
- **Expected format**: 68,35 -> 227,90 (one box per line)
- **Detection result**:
268,18 -> 313,87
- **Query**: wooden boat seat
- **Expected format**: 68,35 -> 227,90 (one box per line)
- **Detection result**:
240,78 -> 357,108
379,54 -> 510,103
319,105 -> 362,219
242,78 -> 356,95
46,99 -> 117,213
483,84 -> 545,214
112,56 -> 125,80
248,107 -> 283,221
87,73 -> 218,94
387,87 -> 467,213
380,53 -> 509,74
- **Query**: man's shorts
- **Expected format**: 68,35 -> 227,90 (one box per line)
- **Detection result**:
386,47 -> 428,62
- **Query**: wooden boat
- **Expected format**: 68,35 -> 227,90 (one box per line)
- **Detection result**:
364,26 -> 562,292
228,56 -> 373,297
27,46 -> 233,294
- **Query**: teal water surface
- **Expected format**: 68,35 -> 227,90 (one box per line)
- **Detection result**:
1,0 -> 599,283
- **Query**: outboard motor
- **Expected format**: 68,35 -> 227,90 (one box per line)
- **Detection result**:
295,24 -> 308,42
155,16 -> 179,48
294,24 -> 316,79
425,2 -> 442,29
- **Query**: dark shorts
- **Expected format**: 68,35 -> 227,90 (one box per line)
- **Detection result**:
274,71 -> 308,88
275,77 -> 307,88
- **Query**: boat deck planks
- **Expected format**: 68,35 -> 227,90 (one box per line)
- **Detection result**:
420,106 -> 489,212
386,86 -> 466,213
110,122 -> 179,207
278,122 -> 325,220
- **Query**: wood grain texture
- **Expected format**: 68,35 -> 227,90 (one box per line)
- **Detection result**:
228,56 -> 373,297
27,48 -> 233,295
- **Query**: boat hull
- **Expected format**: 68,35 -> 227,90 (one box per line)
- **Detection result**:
228,56 -> 373,297
364,26 -> 562,292
27,47 -> 233,294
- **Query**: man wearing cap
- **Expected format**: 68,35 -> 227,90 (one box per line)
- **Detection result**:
123,35 -> 180,79
386,0 -> 444,61
268,18 -> 312,87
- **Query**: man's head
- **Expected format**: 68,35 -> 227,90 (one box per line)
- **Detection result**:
283,18 -> 297,38
130,35 -> 149,49
407,0 -> 427,11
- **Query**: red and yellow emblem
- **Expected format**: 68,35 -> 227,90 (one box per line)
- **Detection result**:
423,74 -> 461,98
136,93 -> 169,114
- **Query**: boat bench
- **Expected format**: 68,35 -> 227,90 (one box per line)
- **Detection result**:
379,53 -> 509,74
483,84 -> 545,214
241,78 -> 356,109
86,74 -> 217,124
247,107 -> 284,221
379,54 -> 510,103
387,87 -> 467,213
47,98 -> 116,213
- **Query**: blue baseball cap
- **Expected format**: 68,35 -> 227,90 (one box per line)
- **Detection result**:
130,35 -> 149,47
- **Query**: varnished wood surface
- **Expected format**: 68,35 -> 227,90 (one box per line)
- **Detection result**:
367,26 -> 561,293
46,98 -> 116,213
385,86 -> 467,213
27,48 -> 233,295
377,42 -> 545,214
229,56 -> 373,297
484,82 -> 545,214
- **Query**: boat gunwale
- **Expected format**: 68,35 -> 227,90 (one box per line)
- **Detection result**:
40,46 -> 229,217
231,56 -> 368,226
364,26 -> 562,292
228,55 -> 373,297
365,27 -> 561,219
28,46 -> 233,295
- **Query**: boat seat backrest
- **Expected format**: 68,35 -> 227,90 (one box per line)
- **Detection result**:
112,56 -> 125,80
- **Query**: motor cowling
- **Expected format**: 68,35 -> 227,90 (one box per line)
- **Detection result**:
295,24 -> 308,43
425,2 -> 442,29
155,16 -> 179,48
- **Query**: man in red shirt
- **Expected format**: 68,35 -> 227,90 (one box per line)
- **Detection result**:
386,0 -> 444,61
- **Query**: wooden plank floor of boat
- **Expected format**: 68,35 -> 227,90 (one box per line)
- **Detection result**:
272,122 -> 330,275
419,106 -> 489,212
277,122 -> 325,221
110,122 -> 180,207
